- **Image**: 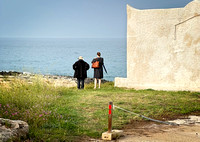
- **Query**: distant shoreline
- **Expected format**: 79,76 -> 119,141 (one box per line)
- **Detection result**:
0,71 -> 110,84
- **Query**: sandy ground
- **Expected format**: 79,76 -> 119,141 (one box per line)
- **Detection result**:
118,121 -> 200,142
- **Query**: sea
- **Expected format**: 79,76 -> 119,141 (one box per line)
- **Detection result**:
0,38 -> 127,81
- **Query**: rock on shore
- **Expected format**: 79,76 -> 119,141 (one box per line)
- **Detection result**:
0,71 -> 109,87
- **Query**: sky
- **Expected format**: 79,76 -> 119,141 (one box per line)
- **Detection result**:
0,0 -> 193,38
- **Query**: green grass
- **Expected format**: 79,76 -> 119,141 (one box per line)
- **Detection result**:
0,79 -> 200,141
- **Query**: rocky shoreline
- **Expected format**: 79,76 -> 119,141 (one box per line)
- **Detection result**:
0,71 -> 110,87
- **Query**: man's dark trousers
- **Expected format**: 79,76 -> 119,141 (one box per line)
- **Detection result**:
77,78 -> 84,89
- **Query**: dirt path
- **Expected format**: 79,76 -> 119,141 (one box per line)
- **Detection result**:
118,121 -> 200,142
89,116 -> 200,142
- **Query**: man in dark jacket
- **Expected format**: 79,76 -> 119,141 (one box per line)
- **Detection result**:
73,56 -> 89,89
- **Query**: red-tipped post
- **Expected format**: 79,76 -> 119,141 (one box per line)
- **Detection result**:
108,102 -> 113,133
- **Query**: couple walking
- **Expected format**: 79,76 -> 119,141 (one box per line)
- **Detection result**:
73,52 -> 105,89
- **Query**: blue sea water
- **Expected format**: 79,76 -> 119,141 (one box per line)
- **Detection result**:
0,38 -> 127,81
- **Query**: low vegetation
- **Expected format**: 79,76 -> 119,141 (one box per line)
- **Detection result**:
0,77 -> 200,141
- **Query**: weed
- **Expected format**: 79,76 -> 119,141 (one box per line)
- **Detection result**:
0,78 -> 200,141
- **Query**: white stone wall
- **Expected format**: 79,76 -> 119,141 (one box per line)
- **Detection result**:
115,0 -> 200,91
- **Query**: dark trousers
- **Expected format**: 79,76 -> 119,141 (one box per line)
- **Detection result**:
77,78 -> 84,89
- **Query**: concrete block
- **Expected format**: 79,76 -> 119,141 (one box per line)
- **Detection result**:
102,130 -> 123,140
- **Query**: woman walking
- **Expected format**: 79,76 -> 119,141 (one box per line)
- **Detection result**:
92,52 -> 104,89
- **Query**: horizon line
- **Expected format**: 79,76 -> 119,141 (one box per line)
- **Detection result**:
0,36 -> 126,39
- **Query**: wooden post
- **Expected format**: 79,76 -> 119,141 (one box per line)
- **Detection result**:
102,102 -> 123,140
108,102 -> 113,133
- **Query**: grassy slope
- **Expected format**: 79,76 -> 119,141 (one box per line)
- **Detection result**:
0,79 -> 200,141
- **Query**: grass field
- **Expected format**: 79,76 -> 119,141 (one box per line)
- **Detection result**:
0,77 -> 200,141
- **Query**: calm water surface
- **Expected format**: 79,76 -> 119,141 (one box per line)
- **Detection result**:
0,38 -> 127,81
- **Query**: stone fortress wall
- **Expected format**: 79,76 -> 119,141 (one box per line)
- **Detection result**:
115,0 -> 200,91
